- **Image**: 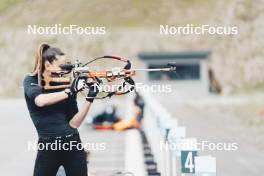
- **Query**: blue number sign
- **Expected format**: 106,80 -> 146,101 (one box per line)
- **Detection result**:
181,150 -> 197,173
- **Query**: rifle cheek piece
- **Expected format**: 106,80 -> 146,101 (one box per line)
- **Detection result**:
42,67 -> 72,90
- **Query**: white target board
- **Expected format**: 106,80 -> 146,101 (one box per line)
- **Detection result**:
194,156 -> 216,176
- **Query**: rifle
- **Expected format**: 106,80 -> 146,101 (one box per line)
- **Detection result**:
42,55 -> 176,99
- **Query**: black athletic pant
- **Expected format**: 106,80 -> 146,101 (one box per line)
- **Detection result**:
33,133 -> 87,176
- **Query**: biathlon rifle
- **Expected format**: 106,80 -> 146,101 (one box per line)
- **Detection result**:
42,55 -> 176,99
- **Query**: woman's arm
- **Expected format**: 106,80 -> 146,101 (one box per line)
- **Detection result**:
69,101 -> 92,128
34,90 -> 68,107
69,81 -> 99,128
34,76 -> 85,107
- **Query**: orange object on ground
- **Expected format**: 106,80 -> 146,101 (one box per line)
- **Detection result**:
94,125 -> 113,130
113,117 -> 140,131
259,107 -> 264,116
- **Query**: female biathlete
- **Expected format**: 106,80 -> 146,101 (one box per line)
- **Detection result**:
23,44 -> 98,176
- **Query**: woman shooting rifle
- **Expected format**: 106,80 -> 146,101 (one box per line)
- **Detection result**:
23,44 -> 98,176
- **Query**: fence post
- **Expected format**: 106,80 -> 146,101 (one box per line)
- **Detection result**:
168,127 -> 186,176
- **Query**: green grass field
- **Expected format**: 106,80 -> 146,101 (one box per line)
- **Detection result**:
0,0 -> 216,28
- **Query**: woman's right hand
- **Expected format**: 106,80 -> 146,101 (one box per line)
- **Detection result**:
70,77 -> 86,96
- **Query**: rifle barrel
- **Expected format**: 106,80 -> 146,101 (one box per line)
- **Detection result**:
132,68 -> 174,72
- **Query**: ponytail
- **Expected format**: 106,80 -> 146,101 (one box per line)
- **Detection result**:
30,43 -> 50,86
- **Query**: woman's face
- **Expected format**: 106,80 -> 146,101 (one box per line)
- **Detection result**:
44,55 -> 67,70
51,55 -> 67,67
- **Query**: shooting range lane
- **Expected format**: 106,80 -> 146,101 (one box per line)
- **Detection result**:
79,128 -> 146,176
158,96 -> 264,176
79,128 -> 126,175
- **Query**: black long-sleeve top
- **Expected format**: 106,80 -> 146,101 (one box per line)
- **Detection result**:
23,75 -> 78,138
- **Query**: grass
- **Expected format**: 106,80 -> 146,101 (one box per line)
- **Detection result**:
0,0 -> 21,13
0,0 -> 217,28
236,0 -> 260,22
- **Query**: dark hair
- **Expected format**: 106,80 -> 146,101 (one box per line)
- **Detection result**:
42,47 -> 64,64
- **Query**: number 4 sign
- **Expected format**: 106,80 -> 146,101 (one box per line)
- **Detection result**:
181,150 -> 197,173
